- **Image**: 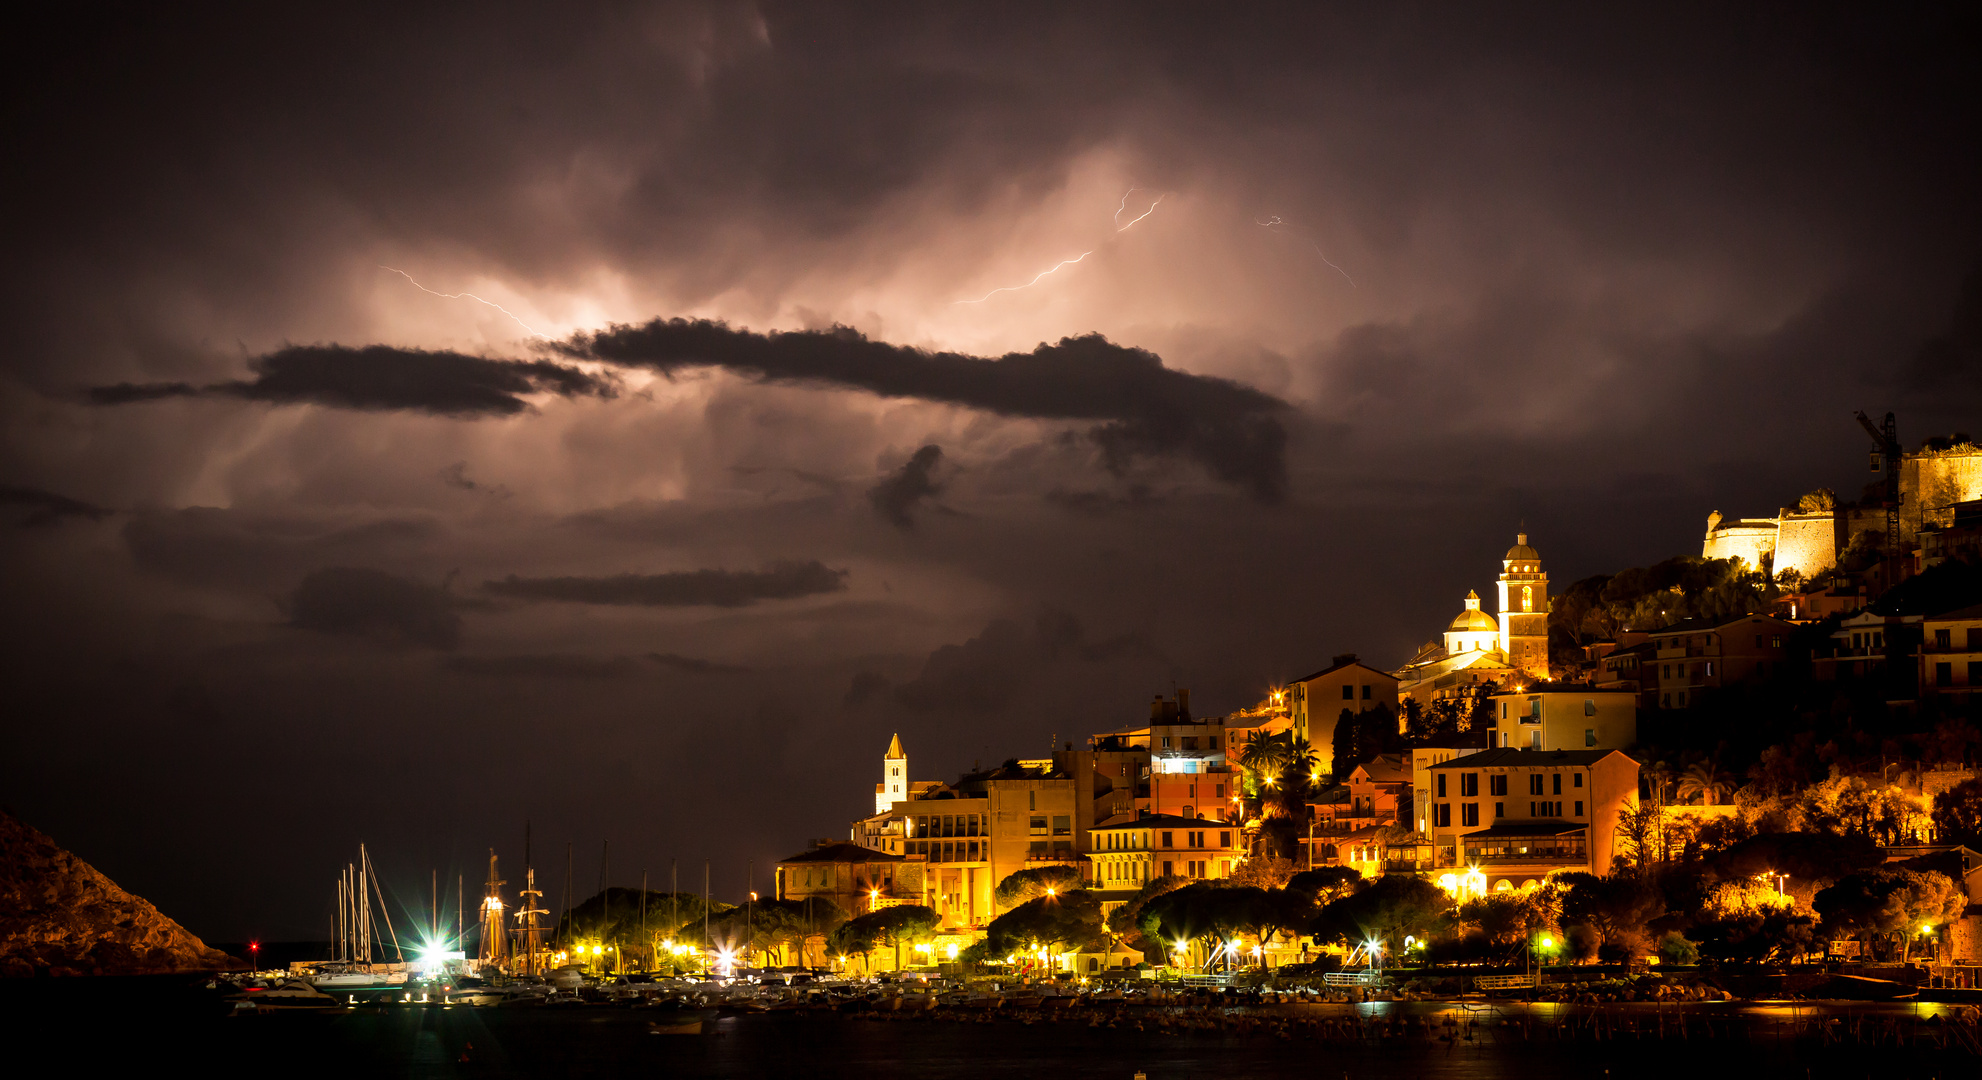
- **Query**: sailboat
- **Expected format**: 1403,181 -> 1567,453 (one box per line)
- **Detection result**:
311,843 -> 409,989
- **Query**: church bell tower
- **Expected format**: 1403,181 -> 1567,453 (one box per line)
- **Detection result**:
876,733 -> 907,814
1496,532 -> 1551,682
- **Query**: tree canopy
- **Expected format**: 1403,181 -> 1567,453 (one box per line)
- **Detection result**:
975,889 -> 1105,961
993,864 -> 1083,908
1311,873 -> 1447,947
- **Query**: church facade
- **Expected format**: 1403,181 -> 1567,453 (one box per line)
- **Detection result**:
1397,532 -> 1552,703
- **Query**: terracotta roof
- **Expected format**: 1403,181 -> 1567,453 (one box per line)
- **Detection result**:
1425,748 -> 1635,770
778,842 -> 907,865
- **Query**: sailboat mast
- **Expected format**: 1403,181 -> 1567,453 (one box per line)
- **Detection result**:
357,854 -> 370,964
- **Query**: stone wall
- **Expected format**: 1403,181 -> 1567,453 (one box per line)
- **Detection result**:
1774,512 -> 1839,580
1702,515 -> 1777,572
1904,449 -> 1982,537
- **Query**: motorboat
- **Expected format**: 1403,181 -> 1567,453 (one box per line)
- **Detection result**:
228,979 -> 343,1012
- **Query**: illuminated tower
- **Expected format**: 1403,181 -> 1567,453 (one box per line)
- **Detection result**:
876,733 -> 907,814
1495,531 -> 1551,682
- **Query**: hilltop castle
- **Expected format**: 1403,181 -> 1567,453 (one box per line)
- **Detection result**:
1396,531 -> 1552,702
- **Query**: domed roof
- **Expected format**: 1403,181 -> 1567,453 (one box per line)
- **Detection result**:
1448,590 -> 1498,632
1505,531 -> 1539,561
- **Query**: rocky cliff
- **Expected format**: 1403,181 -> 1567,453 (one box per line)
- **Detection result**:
0,810 -> 239,976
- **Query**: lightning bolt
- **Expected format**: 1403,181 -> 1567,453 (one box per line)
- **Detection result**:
954,187 -> 1164,305
953,251 -> 1095,305
379,266 -> 549,338
1116,192 -> 1163,232
1257,216 -> 1356,289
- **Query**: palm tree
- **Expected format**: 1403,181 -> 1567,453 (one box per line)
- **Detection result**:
1676,762 -> 1727,806
1236,730 -> 1292,794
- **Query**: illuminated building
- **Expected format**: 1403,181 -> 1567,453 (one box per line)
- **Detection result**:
1397,532 -> 1553,704
1421,748 -> 1639,888
1282,655 -> 1400,776
1487,687 -> 1638,750
1088,813 -> 1245,917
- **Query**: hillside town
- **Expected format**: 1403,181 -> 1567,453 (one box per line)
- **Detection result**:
763,427 -> 1982,986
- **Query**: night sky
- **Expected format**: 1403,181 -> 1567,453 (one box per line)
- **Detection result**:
4,4 -> 1979,944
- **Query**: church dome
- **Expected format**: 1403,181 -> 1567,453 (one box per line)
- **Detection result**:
1447,591 -> 1498,632
1505,531 -> 1539,561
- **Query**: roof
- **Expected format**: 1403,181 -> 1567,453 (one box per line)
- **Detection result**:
1353,755 -> 1410,784
1459,822 -> 1589,839
885,733 -> 906,759
1505,533 -> 1540,561
1290,657 -> 1402,685
1448,603 -> 1499,633
778,842 -> 907,865
1091,813 -> 1237,831
1927,602 -> 1982,623
1425,748 -> 1636,770
1647,611 -> 1793,637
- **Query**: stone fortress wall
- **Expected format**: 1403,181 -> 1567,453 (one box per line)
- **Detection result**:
1703,444 -> 1981,577
1903,448 -> 1982,537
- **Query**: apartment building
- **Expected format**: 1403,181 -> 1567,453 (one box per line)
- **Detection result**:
1423,748 -> 1640,889
1648,612 -> 1795,708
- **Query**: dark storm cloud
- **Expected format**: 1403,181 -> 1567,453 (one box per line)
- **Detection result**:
287,567 -> 462,649
1903,261 -> 1982,401
869,445 -> 945,530
440,652 -> 742,679
483,560 -> 847,607
566,321 -> 1289,502
0,485 -> 111,527
889,607 -> 1172,713
88,346 -> 616,417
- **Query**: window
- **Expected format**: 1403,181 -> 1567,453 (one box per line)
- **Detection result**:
1553,773 -> 1563,795
1662,664 -> 1670,679
1529,730 -> 1542,749
1215,784 -> 1225,798
1162,861 -> 1173,877
1772,635 -> 1783,648
1052,815 -> 1071,836
1493,802 -> 1503,818
1501,732 -> 1510,747
1161,737 -> 1171,748
1573,773 -> 1583,788
1460,773 -> 1478,796
1434,804 -> 1451,828
1574,801 -> 1583,817
1220,831 -> 1232,847
1182,736 -> 1197,751
1461,803 -> 1479,827
1584,699 -> 1596,716
1756,634 -> 1766,648
1182,806 -> 1194,819
1706,661 -> 1714,677
1342,684 -> 1354,700
1029,791 -> 1036,811
1160,831 -> 1174,848
1190,831 -> 1205,848
1362,684 -> 1372,700
1490,775 -> 1508,796
1501,702 -> 1508,719
1030,816 -> 1047,834
1585,728 -> 1596,747
1937,662 -> 1953,687
1436,774 -> 1447,798
1209,736 -> 1219,749
1527,774 -> 1543,795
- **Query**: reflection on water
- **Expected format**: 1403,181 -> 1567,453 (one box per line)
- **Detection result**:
12,978 -> 1978,1079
